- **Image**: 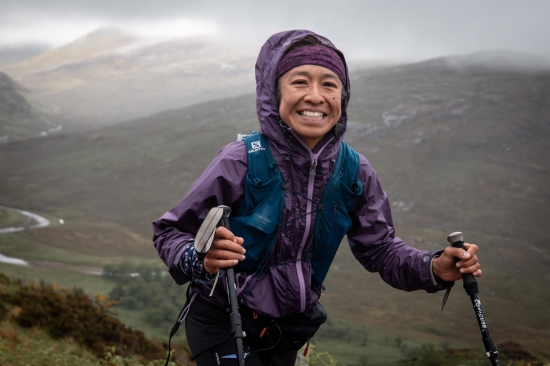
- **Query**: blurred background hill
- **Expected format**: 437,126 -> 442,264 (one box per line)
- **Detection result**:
1,28 -> 256,129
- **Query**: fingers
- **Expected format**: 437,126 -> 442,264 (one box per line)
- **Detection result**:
443,244 -> 477,263
202,226 -> 245,274
457,261 -> 480,274
204,245 -> 246,273
214,226 -> 245,250
453,243 -> 481,276
210,238 -> 246,254
463,243 -> 478,255
434,242 -> 482,282
455,253 -> 478,268
207,248 -> 246,261
204,258 -> 240,273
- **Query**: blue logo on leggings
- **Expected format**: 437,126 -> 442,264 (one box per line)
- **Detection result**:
221,353 -> 250,359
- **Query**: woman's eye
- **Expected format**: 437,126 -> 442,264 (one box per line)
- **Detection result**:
324,82 -> 337,88
292,80 -> 307,85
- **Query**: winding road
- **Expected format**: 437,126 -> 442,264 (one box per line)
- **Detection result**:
0,205 -> 51,266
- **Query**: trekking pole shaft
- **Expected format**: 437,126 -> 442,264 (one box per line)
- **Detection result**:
226,267 -> 246,366
447,232 -> 499,365
469,293 -> 499,366
220,212 -> 246,366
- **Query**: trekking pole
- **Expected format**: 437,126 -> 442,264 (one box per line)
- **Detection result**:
446,232 -> 499,366
218,205 -> 246,366
194,206 -> 246,365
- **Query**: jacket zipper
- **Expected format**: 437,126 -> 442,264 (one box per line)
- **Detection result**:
293,135 -> 334,313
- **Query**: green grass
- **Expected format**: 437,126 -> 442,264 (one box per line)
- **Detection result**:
0,217 -> 158,266
115,307 -> 185,342
0,265 -> 182,342
0,264 -> 114,297
0,208 -> 28,228
314,319 -> 418,365
0,276 -> 185,366
0,321 -> 100,366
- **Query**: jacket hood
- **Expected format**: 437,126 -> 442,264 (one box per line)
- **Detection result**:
255,30 -> 351,148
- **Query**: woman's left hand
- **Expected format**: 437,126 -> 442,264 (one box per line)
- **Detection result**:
432,243 -> 482,282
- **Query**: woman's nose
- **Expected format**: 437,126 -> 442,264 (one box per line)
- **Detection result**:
304,84 -> 324,104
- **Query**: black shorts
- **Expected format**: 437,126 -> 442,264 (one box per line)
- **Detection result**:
185,297 -> 299,366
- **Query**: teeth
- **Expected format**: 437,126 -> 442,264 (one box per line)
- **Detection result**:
301,111 -> 325,118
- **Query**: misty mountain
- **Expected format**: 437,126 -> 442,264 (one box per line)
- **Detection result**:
1,52 -> 549,361
0,44 -> 51,68
424,49 -> 550,73
0,72 -> 58,140
2,27 -> 257,128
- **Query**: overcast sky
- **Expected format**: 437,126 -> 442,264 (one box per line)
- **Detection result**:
1,0 -> 550,62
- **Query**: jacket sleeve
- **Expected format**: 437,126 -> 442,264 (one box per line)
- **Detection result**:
346,154 -> 449,293
152,141 -> 248,285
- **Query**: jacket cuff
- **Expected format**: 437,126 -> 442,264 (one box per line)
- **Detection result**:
178,243 -> 218,282
166,240 -> 193,285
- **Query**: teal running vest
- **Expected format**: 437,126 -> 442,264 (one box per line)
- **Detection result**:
229,132 -> 362,286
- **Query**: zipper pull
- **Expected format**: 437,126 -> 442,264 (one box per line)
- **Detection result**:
310,154 -> 318,176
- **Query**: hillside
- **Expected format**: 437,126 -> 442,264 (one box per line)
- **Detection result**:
1,52 -> 549,364
0,72 -> 58,140
0,273 -> 190,365
0,272 -> 546,366
1,28 -> 257,128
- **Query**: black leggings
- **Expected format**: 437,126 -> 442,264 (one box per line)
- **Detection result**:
185,297 -> 299,366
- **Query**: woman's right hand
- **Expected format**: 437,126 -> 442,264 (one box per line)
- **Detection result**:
203,226 -> 245,274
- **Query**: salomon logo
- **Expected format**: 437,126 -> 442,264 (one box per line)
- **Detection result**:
248,140 -> 265,154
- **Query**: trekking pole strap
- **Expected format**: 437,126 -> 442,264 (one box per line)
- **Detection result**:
164,292 -> 197,366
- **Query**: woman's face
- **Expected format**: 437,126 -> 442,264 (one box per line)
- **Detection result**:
278,64 -> 343,150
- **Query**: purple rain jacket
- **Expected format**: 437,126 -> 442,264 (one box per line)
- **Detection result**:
153,30 -> 444,318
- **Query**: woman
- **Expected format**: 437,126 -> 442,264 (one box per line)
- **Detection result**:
153,30 -> 482,365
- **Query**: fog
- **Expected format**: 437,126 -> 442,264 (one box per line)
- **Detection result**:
2,0 -> 550,62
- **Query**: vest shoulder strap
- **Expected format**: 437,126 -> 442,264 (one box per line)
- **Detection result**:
337,142 -> 361,194
241,132 -> 278,186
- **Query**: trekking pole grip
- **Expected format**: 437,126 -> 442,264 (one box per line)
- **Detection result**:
447,232 -> 478,296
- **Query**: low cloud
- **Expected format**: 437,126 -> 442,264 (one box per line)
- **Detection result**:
1,0 -> 550,61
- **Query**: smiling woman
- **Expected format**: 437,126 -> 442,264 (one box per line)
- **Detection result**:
153,30 -> 482,366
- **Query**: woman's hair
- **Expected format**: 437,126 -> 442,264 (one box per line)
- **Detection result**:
277,35 -> 348,101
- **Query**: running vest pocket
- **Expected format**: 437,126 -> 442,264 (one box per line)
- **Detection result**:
230,173 -> 284,272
